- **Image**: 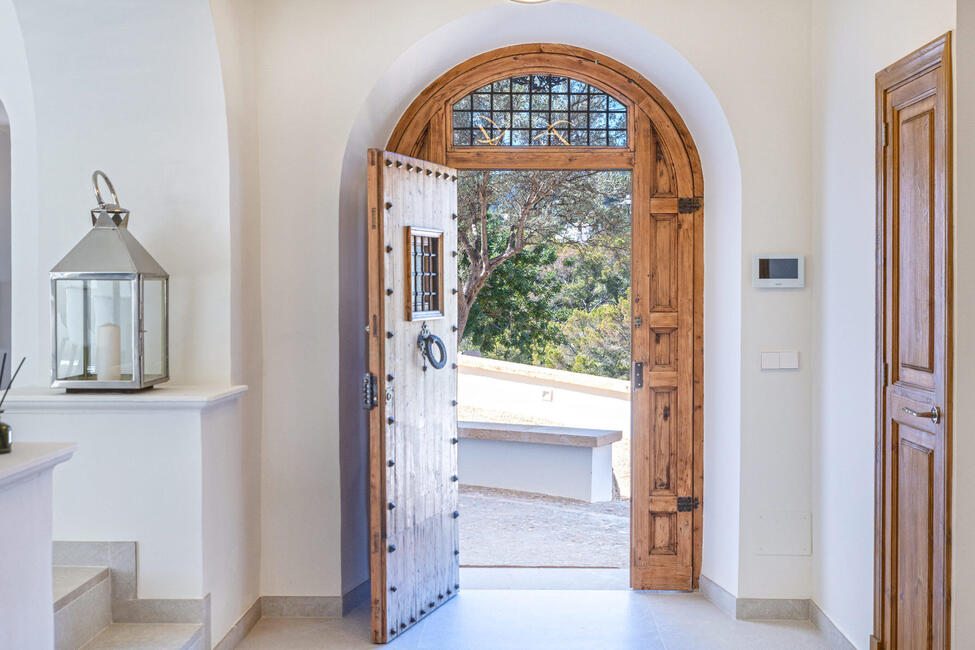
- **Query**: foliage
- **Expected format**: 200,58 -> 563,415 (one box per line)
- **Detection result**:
462,237 -> 564,364
456,169 -> 632,380
536,291 -> 631,380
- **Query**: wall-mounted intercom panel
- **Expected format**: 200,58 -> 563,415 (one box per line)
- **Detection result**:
752,254 -> 805,288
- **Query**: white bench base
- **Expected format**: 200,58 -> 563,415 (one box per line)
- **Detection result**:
458,438 -> 614,502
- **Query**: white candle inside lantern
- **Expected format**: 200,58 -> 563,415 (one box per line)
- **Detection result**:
96,323 -> 121,381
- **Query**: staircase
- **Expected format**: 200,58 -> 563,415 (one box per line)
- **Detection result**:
53,542 -> 205,650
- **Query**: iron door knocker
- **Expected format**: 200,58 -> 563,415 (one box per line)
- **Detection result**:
417,322 -> 447,371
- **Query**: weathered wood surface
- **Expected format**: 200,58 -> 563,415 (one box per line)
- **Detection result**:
368,149 -> 459,644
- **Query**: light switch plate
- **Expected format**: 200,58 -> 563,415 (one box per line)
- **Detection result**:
779,351 -> 799,369
761,352 -> 780,370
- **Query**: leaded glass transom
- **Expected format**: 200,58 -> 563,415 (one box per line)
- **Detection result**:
451,75 -> 628,147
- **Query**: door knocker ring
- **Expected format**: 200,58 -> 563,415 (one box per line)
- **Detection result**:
417,322 -> 447,371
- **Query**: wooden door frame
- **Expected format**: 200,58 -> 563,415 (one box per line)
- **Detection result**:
386,44 -> 705,589
873,32 -> 953,649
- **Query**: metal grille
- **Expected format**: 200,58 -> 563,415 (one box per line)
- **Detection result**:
451,75 -> 627,147
411,233 -> 441,314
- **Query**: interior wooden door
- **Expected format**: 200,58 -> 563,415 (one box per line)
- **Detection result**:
875,33 -> 952,650
367,149 -> 459,644
629,121 -> 699,590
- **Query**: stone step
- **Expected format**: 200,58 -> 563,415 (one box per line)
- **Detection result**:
54,566 -> 112,650
80,623 -> 204,650
54,566 -> 109,612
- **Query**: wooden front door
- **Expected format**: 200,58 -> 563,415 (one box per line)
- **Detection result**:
383,45 -> 705,593
629,126 -> 699,589
875,33 -> 952,650
367,149 -> 459,644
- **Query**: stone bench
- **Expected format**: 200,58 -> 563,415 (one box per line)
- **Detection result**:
457,421 -> 622,503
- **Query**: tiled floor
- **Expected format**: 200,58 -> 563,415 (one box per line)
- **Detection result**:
237,589 -> 834,649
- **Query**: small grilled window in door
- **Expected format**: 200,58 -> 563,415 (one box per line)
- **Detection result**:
406,227 -> 444,320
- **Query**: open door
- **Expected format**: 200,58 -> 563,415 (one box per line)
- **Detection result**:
366,149 -> 459,643
629,123 -> 700,591
875,34 -> 952,650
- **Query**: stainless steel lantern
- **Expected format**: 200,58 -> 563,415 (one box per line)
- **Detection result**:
50,171 -> 169,391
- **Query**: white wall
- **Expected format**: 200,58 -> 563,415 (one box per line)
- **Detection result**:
207,0 -> 264,637
809,0 -> 955,646
248,0 -> 819,601
202,398 -> 259,645
0,453 -> 65,650
8,406 -> 205,598
11,0 -> 233,386
0,0 -> 38,392
0,116 -> 10,384
3,3 -> 953,643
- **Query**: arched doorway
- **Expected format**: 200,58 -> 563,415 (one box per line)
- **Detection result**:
0,101 -> 10,385
367,44 -> 704,642
387,39 -> 704,589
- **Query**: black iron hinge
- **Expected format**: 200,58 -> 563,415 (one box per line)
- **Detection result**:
362,372 -> 379,410
678,197 -> 702,213
677,496 -> 700,512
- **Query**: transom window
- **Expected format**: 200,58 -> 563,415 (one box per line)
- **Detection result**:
451,75 -> 628,147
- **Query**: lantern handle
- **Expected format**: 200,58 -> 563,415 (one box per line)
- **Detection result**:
92,170 -> 121,209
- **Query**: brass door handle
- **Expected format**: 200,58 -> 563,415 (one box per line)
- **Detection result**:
902,405 -> 940,424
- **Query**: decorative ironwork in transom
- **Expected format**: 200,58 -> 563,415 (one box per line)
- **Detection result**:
451,75 -> 628,147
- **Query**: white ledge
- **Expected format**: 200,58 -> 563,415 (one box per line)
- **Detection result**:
0,442 -> 77,490
1,385 -> 248,412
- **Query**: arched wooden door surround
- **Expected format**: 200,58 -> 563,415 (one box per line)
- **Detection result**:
387,44 -> 704,591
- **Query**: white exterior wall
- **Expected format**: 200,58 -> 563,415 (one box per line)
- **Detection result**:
458,357 -> 630,436
459,439 -> 613,503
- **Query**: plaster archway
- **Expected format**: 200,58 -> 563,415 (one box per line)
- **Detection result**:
0,0 -> 39,385
337,1 -> 743,596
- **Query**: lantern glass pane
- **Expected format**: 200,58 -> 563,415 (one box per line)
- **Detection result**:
54,279 -> 134,381
143,278 -> 167,381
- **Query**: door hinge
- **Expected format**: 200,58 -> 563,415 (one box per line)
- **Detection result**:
678,197 -> 701,214
677,496 -> 700,512
634,316 -> 642,328
362,372 -> 379,410
883,362 -> 889,386
881,122 -> 888,148
633,362 -> 644,389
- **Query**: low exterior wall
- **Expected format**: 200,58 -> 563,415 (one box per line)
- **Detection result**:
459,438 -> 613,502
457,356 -> 631,499
457,421 -> 620,502
457,355 -> 630,435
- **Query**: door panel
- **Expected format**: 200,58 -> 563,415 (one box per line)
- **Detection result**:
631,125 -> 697,590
368,149 -> 459,644
875,33 -> 951,650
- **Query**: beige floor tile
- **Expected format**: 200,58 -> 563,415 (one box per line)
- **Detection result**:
239,588 -> 833,650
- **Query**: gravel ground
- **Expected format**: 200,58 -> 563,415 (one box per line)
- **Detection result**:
459,485 -> 630,568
